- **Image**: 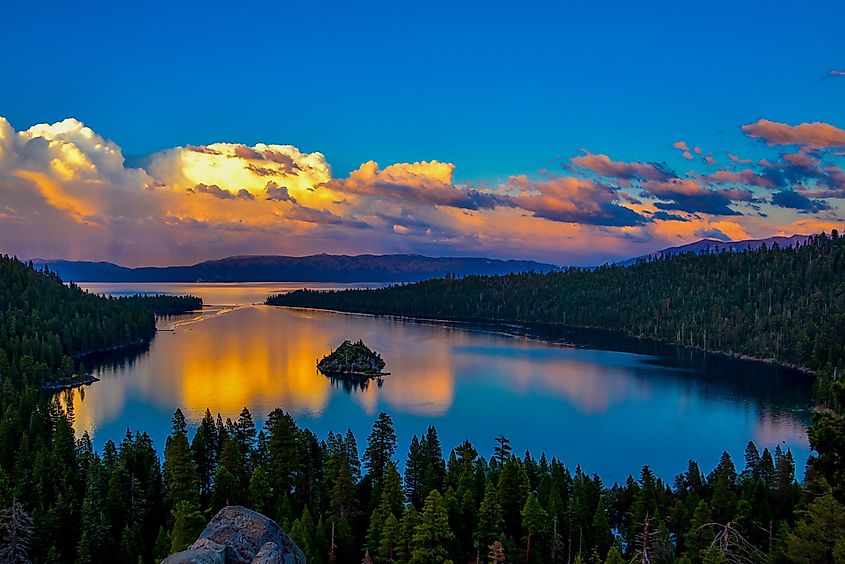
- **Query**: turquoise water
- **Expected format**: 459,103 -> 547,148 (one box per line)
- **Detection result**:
70,283 -> 814,484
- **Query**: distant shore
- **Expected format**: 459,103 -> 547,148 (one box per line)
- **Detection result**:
269,304 -> 817,376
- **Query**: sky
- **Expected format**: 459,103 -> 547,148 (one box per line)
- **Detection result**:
0,0 -> 844,266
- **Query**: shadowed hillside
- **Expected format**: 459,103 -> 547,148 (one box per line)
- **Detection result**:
270,231 -> 845,373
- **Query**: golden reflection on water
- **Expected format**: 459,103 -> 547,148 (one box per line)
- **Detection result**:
70,306 -> 466,430
66,300 -> 811,470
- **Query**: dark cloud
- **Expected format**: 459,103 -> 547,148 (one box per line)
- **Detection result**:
247,164 -> 278,177
262,149 -> 303,173
264,182 -> 297,203
771,190 -> 832,213
504,176 -> 649,227
643,180 -> 749,216
189,183 -> 255,200
570,152 -> 675,183
693,228 -> 731,241
650,210 -> 689,222
232,145 -> 303,174
233,145 -> 264,160
185,145 -> 222,155
762,158 -> 845,200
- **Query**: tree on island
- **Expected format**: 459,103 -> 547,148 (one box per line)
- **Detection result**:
317,340 -> 386,377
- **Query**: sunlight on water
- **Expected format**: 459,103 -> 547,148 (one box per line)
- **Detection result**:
69,283 -> 815,483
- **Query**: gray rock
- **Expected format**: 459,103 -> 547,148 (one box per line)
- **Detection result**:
161,538 -> 225,564
161,506 -> 305,564
250,541 -> 283,563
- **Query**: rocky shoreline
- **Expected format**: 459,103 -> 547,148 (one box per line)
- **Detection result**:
317,339 -> 389,378
39,373 -> 100,392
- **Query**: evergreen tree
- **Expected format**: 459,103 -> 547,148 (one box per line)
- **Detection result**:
169,501 -> 205,553
191,408 -> 217,500
154,527 -> 172,561
591,496 -> 614,559
249,465 -> 274,516
475,478 -> 504,551
421,426 -> 446,498
404,436 -> 426,509
363,412 -> 397,491
494,435 -> 512,467
265,409 -> 299,499
410,490 -> 455,563
377,511 -> 400,564
397,505 -> 420,562
499,457 -> 529,542
604,545 -> 625,564
163,409 -> 198,508
521,493 -> 549,563
235,407 -> 257,462
211,465 -> 241,511
76,458 -> 110,564
786,493 -> 845,563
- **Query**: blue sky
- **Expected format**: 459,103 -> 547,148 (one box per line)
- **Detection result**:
3,0 -> 842,179
0,0 -> 843,264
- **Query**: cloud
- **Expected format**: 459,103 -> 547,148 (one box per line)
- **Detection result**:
693,228 -> 731,241
704,169 -> 775,188
770,190 -> 832,213
728,154 -> 753,164
1,114 -> 843,267
741,119 -> 845,148
643,179 -> 751,216
503,175 -> 648,227
264,181 -> 297,203
650,210 -> 689,222
145,141 -> 331,205
189,183 -> 255,200
757,152 -> 844,193
327,160 -> 503,211
570,152 -> 674,183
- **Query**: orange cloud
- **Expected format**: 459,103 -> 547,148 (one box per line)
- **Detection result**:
741,119 -> 845,148
1,114 -> 843,267
13,170 -> 97,221
326,160 -> 501,210
704,169 -> 774,188
570,152 -> 672,182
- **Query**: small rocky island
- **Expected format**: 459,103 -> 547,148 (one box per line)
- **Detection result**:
317,340 -> 388,378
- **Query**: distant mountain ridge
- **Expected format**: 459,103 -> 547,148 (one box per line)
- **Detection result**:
615,234 -> 811,266
32,254 -> 560,283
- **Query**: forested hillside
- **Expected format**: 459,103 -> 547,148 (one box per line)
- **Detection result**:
1,254 -> 844,563
0,255 -> 155,387
118,294 -> 203,315
270,231 -> 845,374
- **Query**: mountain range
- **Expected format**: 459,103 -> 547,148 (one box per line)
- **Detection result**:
32,254 -> 559,283
30,234 -> 811,282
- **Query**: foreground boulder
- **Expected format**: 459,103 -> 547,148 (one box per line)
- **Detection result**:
162,506 -> 306,564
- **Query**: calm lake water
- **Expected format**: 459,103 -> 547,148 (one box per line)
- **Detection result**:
69,283 -> 815,484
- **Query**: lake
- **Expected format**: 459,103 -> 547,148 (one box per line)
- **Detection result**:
69,282 -> 815,484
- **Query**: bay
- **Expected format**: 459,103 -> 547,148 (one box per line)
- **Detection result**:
70,282 -> 814,484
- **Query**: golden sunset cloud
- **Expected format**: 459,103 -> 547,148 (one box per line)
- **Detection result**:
0,115 -> 842,266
